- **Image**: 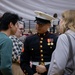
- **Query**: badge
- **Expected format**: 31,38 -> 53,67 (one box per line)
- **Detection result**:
51,42 -> 54,45
48,43 -> 50,45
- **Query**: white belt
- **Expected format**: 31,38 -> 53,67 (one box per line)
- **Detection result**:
32,62 -> 50,65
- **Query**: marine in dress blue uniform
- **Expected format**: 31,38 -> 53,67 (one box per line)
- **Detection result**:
20,11 -> 58,75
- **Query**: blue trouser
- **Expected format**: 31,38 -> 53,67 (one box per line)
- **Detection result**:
53,25 -> 56,33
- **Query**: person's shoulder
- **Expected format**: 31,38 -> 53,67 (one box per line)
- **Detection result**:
25,34 -> 37,41
27,34 -> 37,38
9,35 -> 18,41
58,34 -> 68,41
4,36 -> 12,44
49,33 -> 58,37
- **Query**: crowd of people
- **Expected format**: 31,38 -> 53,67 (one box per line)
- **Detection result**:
0,9 -> 75,75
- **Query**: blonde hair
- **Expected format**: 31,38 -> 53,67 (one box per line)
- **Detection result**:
62,10 -> 75,32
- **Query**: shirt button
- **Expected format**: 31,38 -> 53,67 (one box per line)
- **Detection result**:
40,50 -> 43,52
41,58 -> 44,61
40,45 -> 42,48
41,38 -> 43,40
40,41 -> 43,43
41,54 -> 43,57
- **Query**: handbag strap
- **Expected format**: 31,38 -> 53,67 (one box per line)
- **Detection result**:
65,33 -> 75,69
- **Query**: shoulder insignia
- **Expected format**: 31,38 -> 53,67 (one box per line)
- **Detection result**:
21,47 -> 24,52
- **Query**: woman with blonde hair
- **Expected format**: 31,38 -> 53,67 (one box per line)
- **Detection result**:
47,10 -> 75,75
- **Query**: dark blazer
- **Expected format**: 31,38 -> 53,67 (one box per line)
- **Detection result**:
20,31 -> 58,75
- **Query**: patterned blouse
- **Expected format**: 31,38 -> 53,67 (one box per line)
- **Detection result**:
9,36 -> 23,62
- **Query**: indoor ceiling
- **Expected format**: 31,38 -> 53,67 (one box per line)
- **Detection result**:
0,0 -> 75,20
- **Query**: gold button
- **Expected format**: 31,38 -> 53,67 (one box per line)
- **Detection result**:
40,45 -> 42,48
40,50 -> 43,52
41,54 -> 43,57
40,62 -> 45,65
51,42 -> 54,45
40,41 -> 43,43
31,48 -> 33,50
41,58 -> 44,61
41,38 -> 43,40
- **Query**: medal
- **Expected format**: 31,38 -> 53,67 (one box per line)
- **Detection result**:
51,42 -> 54,45
48,43 -> 50,45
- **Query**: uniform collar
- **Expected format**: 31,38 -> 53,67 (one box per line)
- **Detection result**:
37,31 -> 49,37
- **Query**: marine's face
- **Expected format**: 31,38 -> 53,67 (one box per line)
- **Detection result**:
36,23 -> 50,33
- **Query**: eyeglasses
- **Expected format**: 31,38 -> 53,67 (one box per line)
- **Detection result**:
19,28 -> 24,31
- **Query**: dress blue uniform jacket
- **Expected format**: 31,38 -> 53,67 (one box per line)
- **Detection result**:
20,31 -> 58,75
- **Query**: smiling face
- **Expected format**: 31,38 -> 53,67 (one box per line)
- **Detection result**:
15,23 -> 24,38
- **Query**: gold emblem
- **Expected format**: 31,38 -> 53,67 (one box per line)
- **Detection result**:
40,62 -> 45,65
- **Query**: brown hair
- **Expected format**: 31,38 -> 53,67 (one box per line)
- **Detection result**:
62,10 -> 75,32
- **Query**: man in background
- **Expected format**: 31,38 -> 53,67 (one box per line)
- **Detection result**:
51,13 -> 60,34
